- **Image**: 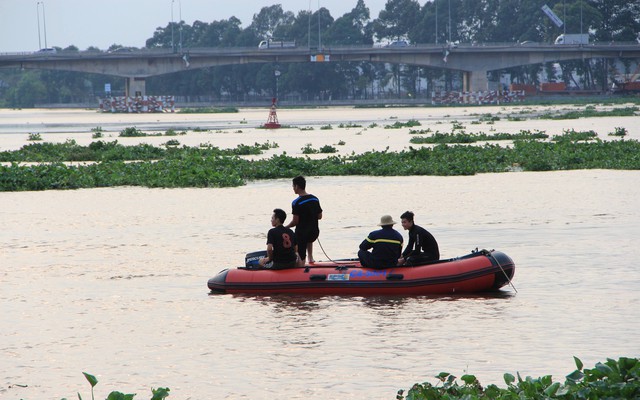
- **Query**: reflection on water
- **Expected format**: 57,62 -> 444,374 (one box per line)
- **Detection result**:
1,171 -> 639,399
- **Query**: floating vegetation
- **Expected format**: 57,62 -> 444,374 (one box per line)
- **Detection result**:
0,140 -> 278,162
609,127 -> 628,137
409,129 -> 549,144
397,357 -> 640,400
91,127 -> 104,139
320,124 -> 333,130
338,122 -> 363,128
540,106 -> 639,120
478,113 -> 501,122
119,127 -> 146,137
27,133 -> 42,141
551,129 -> 598,142
451,121 -> 465,130
2,138 -> 640,191
65,371 -> 170,400
164,129 -> 186,136
384,119 -> 421,129
299,126 -> 315,131
301,144 -> 338,154
409,127 -> 432,135
178,106 -> 239,113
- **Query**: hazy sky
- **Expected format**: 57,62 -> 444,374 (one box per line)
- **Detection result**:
0,0 -> 390,52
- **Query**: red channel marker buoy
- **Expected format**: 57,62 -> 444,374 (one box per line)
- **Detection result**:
262,97 -> 281,129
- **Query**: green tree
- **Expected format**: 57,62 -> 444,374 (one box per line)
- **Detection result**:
250,4 -> 296,40
373,0 -> 421,41
8,72 -> 47,107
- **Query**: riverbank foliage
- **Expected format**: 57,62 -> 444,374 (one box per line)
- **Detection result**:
1,135 -> 640,191
397,356 -> 639,400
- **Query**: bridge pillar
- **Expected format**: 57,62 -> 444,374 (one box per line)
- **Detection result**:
463,70 -> 489,92
126,77 -> 146,97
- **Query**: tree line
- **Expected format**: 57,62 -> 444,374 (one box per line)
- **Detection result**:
1,0 -> 639,107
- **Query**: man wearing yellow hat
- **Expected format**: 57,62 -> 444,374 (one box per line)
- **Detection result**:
357,215 -> 404,269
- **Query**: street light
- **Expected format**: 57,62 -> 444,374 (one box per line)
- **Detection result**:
318,0 -> 321,49
36,1 -> 48,49
170,0 -> 174,52
171,0 -> 182,53
36,2 -> 42,49
435,0 -> 438,45
448,0 -> 451,44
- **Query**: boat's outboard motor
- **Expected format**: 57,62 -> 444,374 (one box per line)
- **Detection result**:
245,250 -> 267,269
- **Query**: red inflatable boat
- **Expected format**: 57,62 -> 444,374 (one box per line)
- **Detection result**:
207,249 -> 515,296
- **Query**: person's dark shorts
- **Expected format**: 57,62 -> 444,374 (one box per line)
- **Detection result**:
270,260 -> 297,270
296,229 -> 319,260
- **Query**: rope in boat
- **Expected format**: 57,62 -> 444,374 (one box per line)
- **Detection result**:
487,250 -> 518,293
316,237 -> 338,264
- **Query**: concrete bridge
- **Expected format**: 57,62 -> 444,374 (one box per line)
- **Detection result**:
2,43 -> 639,96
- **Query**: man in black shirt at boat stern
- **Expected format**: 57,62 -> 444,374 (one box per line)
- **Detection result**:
259,208 -> 303,269
397,211 -> 440,266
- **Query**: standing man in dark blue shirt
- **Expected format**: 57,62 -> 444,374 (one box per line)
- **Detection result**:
397,211 -> 440,265
358,215 -> 403,269
286,176 -> 323,264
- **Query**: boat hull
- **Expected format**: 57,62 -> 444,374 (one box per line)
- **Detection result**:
208,249 -> 515,296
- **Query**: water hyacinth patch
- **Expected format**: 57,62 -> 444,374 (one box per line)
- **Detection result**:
397,357 -> 640,400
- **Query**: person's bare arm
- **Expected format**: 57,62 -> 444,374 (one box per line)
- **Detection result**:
259,244 -> 274,266
286,215 -> 300,228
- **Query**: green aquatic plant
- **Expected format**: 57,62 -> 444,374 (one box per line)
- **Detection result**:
551,129 -> 598,142
62,372 -> 170,400
119,127 -> 145,137
409,129 -> 548,144
91,127 -> 104,139
178,107 -> 238,113
385,119 -> 421,129
609,127 -> 628,137
2,139 -> 640,191
0,141 -> 276,163
540,106 -> 638,120
396,357 -> 640,400
27,133 -> 42,141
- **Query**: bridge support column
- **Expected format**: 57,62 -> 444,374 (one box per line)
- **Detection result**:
463,70 -> 489,92
126,77 -> 146,97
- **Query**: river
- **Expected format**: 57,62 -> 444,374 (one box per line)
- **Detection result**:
1,107 -> 639,399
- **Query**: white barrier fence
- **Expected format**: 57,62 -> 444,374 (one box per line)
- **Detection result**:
99,96 -> 175,113
431,90 -> 525,105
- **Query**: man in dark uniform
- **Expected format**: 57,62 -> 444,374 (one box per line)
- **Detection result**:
397,211 -> 440,265
259,208 -> 303,269
286,176 -> 323,264
358,215 -> 404,269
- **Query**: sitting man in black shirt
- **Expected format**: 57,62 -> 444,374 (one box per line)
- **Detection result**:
259,208 -> 303,269
397,211 -> 440,266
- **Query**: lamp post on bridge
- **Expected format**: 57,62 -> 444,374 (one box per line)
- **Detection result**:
36,1 -> 48,49
171,0 -> 182,53
36,2 -> 42,50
